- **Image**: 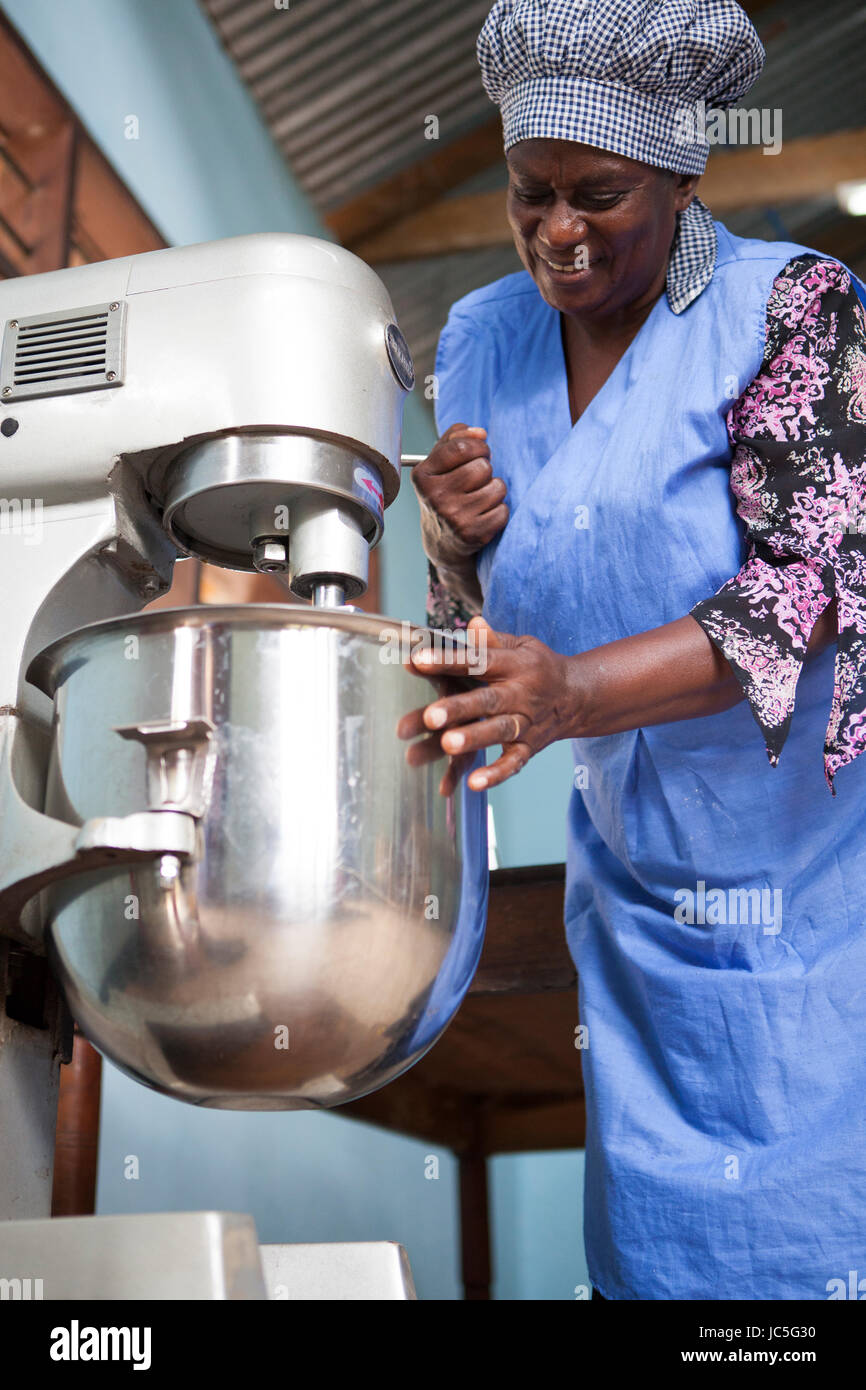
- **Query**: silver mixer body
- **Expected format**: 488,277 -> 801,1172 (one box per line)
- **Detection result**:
0,232 -> 488,1235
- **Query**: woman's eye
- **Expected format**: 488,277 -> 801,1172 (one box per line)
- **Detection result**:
511,188 -> 626,208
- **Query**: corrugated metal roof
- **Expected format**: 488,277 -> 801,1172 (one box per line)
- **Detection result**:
202,0 -> 494,210
201,0 -> 866,392
737,0 -> 866,143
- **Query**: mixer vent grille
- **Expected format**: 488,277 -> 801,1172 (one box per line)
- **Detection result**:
0,300 -> 126,403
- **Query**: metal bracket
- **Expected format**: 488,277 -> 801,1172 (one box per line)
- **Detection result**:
0,715 -> 198,948
113,716 -> 217,818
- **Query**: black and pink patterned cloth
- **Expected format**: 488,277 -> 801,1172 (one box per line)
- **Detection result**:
690,255 -> 866,790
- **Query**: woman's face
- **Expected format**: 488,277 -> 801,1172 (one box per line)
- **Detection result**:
506,140 -> 698,320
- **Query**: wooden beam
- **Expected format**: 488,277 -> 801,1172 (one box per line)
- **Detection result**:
0,10 -> 165,276
342,1073 -> 585,1155
701,128 -> 866,215
0,11 -> 75,274
355,187 -> 505,262
481,1095 -> 587,1153
354,128 -> 866,263
789,213 -> 866,276
326,117 -> 503,249
71,137 -> 164,263
339,1070 -> 479,1151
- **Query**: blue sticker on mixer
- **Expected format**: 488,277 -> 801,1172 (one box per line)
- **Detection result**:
353,463 -> 385,521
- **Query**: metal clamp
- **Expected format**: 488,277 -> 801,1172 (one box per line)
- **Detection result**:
0,808 -> 198,946
0,714 -> 211,947
113,716 -> 217,818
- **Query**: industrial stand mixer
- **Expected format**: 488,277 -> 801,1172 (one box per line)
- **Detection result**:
0,233 -> 488,1299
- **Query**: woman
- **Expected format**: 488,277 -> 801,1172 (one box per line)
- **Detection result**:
403,0 -> 866,1299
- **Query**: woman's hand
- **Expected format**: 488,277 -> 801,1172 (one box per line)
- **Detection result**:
399,602 -> 841,797
411,423 -> 509,557
399,616 -> 582,792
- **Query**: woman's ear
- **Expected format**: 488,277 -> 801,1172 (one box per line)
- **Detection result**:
672,172 -> 702,213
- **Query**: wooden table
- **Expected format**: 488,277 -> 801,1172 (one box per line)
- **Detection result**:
341,863 -> 583,1300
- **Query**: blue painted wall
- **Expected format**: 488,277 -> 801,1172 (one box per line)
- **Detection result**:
491,1150 -> 588,1300
3,0 -> 586,1297
97,1069 -> 463,1301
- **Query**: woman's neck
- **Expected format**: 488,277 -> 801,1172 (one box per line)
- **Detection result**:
560,284 -> 664,426
561,276 -> 665,355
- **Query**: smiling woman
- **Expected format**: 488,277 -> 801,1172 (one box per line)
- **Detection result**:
505,141 -> 699,422
409,0 -> 866,1303
506,145 -> 689,301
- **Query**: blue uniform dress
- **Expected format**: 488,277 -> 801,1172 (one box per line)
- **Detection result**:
433,223 -> 866,1299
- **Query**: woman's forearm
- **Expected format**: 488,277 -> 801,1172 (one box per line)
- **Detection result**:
569,604 -> 837,739
430,557 -> 485,615
418,500 -> 485,613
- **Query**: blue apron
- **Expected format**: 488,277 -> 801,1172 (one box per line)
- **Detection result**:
435,223 -> 866,1299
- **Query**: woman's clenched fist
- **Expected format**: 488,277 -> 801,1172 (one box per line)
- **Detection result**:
411,423 -> 509,557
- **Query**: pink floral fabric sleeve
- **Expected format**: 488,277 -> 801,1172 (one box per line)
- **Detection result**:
690,255 -> 866,790
426,562 -> 475,630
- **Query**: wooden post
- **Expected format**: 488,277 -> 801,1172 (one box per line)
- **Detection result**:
459,1149 -> 491,1301
51,1028 -> 102,1217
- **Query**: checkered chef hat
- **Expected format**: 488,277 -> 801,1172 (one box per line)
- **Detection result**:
477,0 -> 765,174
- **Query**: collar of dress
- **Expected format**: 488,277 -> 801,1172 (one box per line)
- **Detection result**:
667,196 -> 717,315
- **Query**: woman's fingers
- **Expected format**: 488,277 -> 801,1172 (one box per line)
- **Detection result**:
396,705 -> 429,741
465,476 -> 507,507
426,433 -> 491,474
435,456 -> 493,491
398,620 -> 561,794
442,422 -> 487,442
404,730 -> 448,768
468,744 -> 530,791
400,717 -> 530,792
400,700 -> 503,760
399,689 -> 532,791
396,661 -> 477,740
440,712 -> 526,756
418,680 -> 507,730
469,502 -> 509,545
410,639 -> 506,686
403,733 -> 475,798
412,424 -> 509,553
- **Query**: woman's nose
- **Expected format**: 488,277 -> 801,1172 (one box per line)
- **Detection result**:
540,202 -> 588,249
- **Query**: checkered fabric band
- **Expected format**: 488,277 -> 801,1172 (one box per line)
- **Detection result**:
479,1 -> 766,175
668,195 -> 717,314
499,74 -> 710,175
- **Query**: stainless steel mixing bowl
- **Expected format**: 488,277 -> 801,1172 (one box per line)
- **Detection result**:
27,605 -> 488,1108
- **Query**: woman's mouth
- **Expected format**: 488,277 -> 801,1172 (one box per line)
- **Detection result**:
537,251 -> 597,277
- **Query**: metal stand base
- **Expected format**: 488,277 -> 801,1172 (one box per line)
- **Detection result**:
0,1214 -> 417,1300
0,1212 -> 265,1300
260,1242 -> 417,1300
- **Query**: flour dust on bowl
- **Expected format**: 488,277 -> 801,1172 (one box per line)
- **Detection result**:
27,605 -> 488,1108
